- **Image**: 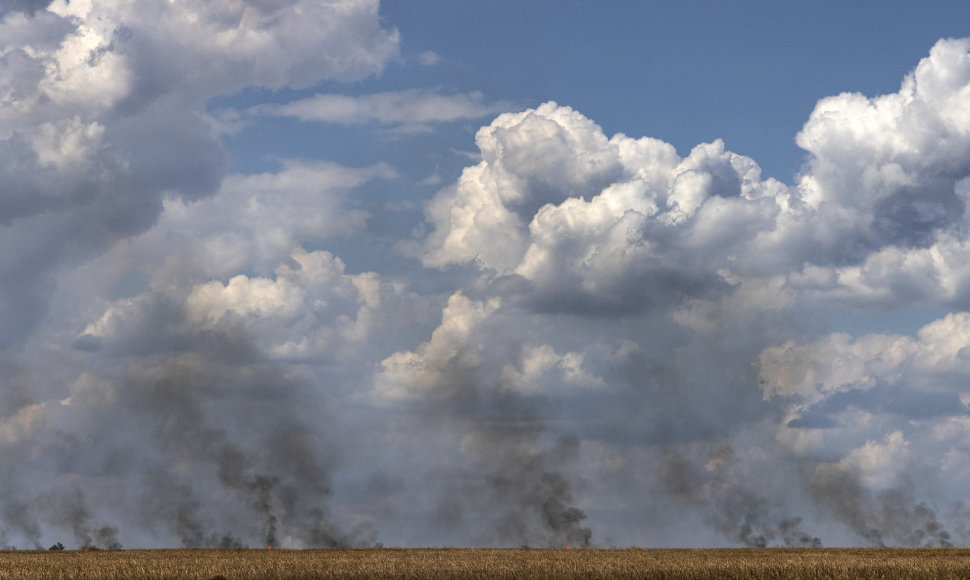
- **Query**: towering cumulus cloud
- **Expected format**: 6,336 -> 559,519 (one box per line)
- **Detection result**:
3,1 -> 970,547
402,37 -> 970,546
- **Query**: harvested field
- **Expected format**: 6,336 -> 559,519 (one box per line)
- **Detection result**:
0,548 -> 969,579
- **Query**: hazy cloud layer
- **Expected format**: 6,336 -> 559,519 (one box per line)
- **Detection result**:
4,3 -> 970,549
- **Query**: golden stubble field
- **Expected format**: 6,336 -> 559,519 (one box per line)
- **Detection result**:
1,547 -> 970,579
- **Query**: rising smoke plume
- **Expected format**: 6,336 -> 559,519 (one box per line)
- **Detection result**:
657,446 -> 821,548
377,301 -> 594,547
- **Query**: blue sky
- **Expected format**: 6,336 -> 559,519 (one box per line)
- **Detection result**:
378,1 -> 968,181
221,2 -> 970,177
3,0 -> 970,549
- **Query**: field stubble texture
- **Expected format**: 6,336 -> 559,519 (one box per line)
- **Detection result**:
0,548 -> 969,579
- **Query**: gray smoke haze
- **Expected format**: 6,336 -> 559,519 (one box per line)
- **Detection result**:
444,425 -> 592,548
657,446 -> 821,548
392,333 -> 593,547
0,297 -> 379,548
52,489 -> 122,550
0,501 -> 41,549
810,464 -> 955,548
651,438 -> 968,549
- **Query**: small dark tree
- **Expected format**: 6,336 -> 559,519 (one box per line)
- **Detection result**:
48,542 -> 64,551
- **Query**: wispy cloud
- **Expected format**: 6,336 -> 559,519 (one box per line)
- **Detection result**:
417,51 -> 442,66
252,89 -> 514,126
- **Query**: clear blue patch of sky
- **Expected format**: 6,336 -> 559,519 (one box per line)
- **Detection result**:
219,1 -> 970,182
378,0 -> 969,182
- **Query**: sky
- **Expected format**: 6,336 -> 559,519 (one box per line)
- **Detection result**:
3,0 -> 970,549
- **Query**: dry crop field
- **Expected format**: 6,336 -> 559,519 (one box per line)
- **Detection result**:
1,547 -> 970,579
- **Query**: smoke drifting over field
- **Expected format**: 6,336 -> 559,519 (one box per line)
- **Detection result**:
3,1 -> 970,549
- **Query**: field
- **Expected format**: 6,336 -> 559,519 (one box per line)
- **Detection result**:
2,547 -> 970,579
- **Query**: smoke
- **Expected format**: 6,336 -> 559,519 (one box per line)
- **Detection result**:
214,447 -> 282,548
658,446 -> 821,548
143,477 -> 244,549
652,439 -> 966,548
409,354 -> 592,547
0,296 -> 379,549
118,329 -> 375,549
810,464 -> 954,548
372,291 -> 596,547
1,501 -> 41,549
48,489 -> 122,550
468,429 -> 592,548
438,434 -> 593,548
